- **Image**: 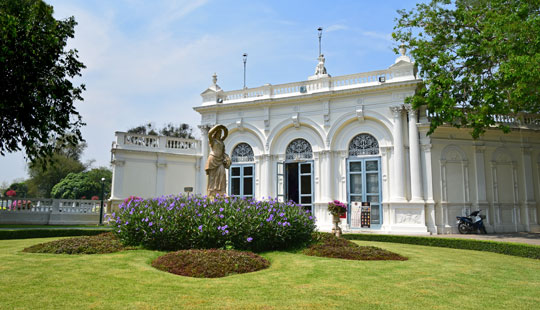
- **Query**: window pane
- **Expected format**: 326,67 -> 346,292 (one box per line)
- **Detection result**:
301,196 -> 312,204
243,166 -> 253,176
350,162 -> 362,172
371,204 -> 380,223
231,178 -> 240,195
350,174 -> 362,194
367,195 -> 379,203
350,195 -> 362,202
300,164 -> 311,174
366,173 -> 379,193
301,176 -> 311,194
244,177 -> 253,196
232,167 -> 240,176
366,160 -> 378,171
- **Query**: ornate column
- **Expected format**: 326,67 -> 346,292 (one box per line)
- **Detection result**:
198,125 -> 211,195
521,145 -> 534,231
390,106 -> 406,201
406,105 -> 423,202
320,150 -> 333,202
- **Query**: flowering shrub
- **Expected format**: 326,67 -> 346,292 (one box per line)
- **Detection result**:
112,195 -> 317,252
6,189 -> 16,197
327,200 -> 347,216
23,232 -> 130,254
91,196 -> 100,200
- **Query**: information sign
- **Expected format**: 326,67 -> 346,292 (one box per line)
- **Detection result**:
361,202 -> 371,228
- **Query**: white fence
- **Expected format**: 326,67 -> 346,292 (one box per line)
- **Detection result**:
0,198 -> 103,225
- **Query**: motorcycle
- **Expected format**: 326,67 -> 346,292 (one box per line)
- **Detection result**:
456,210 -> 487,234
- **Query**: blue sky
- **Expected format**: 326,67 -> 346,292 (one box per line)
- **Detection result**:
0,0 -> 423,186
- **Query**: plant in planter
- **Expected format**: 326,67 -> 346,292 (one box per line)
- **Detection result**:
328,200 -> 347,237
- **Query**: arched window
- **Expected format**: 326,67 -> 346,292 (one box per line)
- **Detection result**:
348,134 -> 379,157
286,139 -> 313,160
231,143 -> 254,162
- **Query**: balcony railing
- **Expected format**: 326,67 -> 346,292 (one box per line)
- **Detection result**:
209,68 -> 409,105
112,132 -> 201,155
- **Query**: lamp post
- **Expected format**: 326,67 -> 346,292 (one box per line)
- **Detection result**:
317,27 -> 323,56
99,177 -> 105,225
242,53 -> 248,89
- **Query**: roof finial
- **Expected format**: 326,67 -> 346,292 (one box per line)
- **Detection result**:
212,72 -> 217,85
399,44 -> 406,56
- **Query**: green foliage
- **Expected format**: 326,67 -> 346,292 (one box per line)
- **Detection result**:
26,153 -> 85,197
22,232 -> 129,254
393,0 -> 540,138
127,123 -> 195,138
127,123 -> 158,135
0,228 -> 110,240
304,233 -> 407,261
152,249 -> 270,278
343,234 -> 540,259
159,123 -> 195,139
50,167 -> 111,199
2,181 -> 28,197
0,0 -> 86,160
113,195 -> 316,252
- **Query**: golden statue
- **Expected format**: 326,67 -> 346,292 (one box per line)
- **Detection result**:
205,125 -> 231,197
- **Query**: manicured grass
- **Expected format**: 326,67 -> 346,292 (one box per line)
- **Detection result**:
1,238 -> 538,309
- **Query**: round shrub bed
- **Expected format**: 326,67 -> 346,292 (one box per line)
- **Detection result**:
23,232 -> 129,254
152,249 -> 270,278
303,233 -> 407,261
112,195 -> 316,252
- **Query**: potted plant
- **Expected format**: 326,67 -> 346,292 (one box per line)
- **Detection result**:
328,200 -> 347,237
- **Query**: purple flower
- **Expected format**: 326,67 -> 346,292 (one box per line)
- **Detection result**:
149,222 -> 153,227
247,237 -> 253,242
125,221 -> 129,225
219,214 -> 224,218
160,228 -> 164,232
219,208 -> 224,212
198,225 -> 203,231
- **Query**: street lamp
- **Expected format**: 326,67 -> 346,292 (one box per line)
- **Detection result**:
242,53 -> 248,89
99,177 -> 105,225
317,27 -> 323,56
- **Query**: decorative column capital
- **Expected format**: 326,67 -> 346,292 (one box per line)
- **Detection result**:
198,124 -> 212,135
405,104 -> 418,118
390,105 -> 403,118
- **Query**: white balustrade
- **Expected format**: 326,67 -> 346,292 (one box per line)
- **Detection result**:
114,132 -> 201,154
217,68 -> 396,104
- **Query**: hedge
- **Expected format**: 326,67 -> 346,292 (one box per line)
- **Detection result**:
343,234 -> 540,259
0,229 -> 112,240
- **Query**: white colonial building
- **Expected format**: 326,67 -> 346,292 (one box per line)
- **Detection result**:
110,49 -> 540,234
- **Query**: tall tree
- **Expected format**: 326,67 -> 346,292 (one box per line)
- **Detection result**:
0,0 -> 86,160
50,168 -> 111,199
393,0 -> 540,138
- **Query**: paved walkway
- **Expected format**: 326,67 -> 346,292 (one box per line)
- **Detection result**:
428,232 -> 540,246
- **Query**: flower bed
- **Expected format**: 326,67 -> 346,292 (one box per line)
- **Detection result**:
303,233 -> 407,261
152,249 -> 270,278
112,195 -> 316,252
23,232 -> 129,254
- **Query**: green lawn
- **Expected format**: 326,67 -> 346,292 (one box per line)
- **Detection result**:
0,238 -> 538,310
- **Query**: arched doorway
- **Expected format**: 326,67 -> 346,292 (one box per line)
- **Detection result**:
347,133 -> 382,228
277,138 -> 314,211
229,143 -> 254,198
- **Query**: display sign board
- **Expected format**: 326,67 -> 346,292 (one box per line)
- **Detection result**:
350,202 -> 362,228
361,202 -> 371,228
184,187 -> 193,193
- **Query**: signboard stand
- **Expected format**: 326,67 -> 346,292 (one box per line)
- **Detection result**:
360,202 -> 371,228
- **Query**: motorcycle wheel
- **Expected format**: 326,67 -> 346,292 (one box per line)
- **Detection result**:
458,222 -> 469,234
